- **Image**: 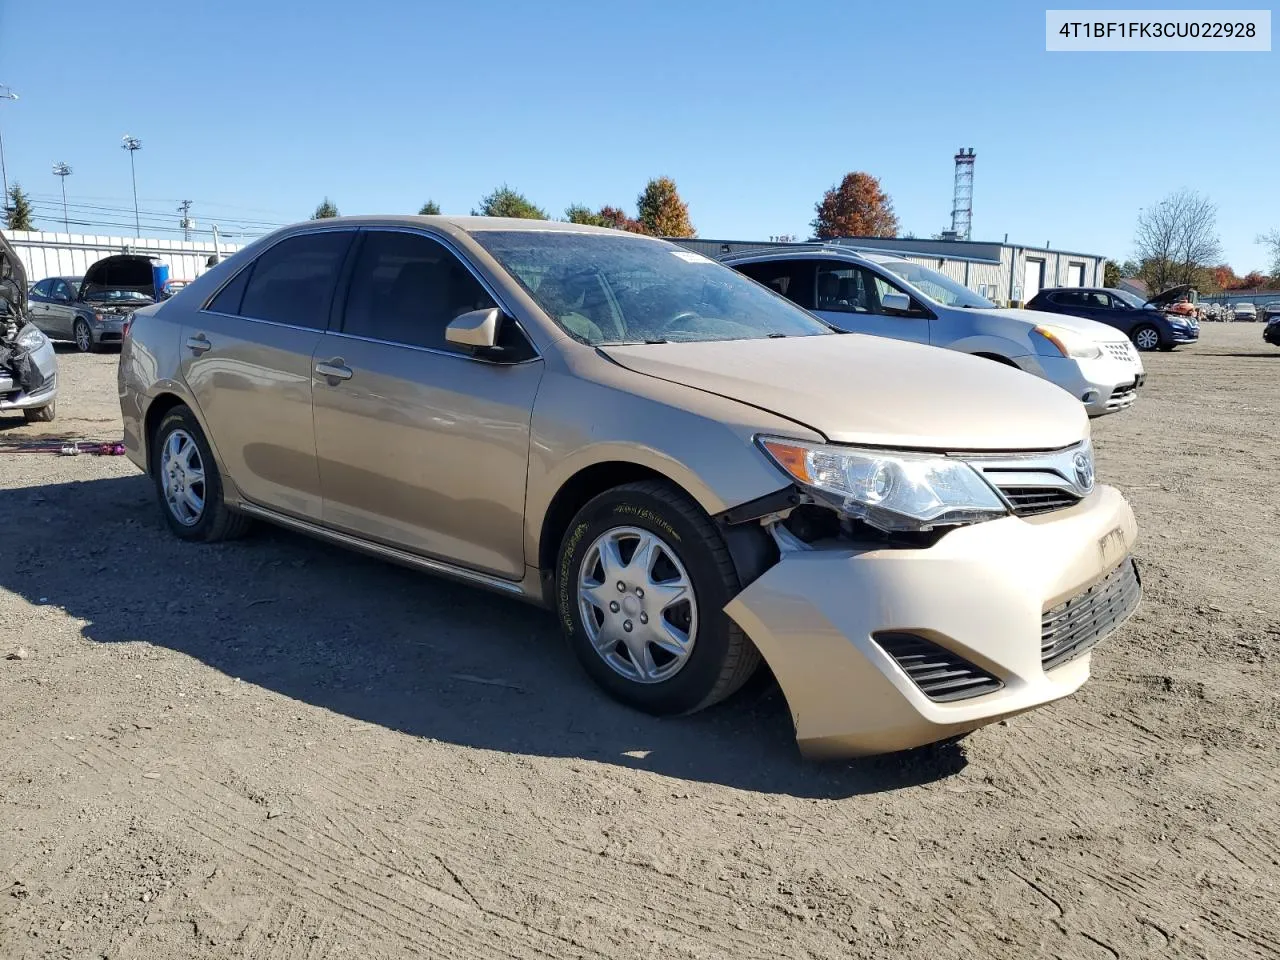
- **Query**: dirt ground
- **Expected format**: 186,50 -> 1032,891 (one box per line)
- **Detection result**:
1,323 -> 1278,960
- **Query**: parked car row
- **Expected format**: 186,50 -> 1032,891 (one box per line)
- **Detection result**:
117,216 -> 1144,757
1024,285 -> 1199,352
722,245 -> 1146,416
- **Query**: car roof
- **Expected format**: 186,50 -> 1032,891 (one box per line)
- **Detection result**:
721,245 -> 890,266
295,214 -> 636,236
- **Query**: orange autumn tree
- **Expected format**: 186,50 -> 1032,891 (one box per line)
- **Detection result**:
811,172 -> 900,240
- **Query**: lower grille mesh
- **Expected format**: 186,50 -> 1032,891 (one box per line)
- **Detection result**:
1042,559 -> 1141,670
874,632 -> 1003,702
998,486 -> 1082,517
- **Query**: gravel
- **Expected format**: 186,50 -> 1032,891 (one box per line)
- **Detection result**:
1,327 -> 1277,959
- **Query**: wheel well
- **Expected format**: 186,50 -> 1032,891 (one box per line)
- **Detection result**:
974,352 -> 1019,367
142,393 -> 188,471
538,462 -> 670,577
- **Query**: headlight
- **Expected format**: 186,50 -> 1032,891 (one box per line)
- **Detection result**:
1032,324 -> 1103,360
759,438 -> 1008,533
14,325 -> 48,352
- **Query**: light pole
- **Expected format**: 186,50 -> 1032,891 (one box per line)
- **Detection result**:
121,134 -> 142,236
0,85 -> 17,207
52,161 -> 72,231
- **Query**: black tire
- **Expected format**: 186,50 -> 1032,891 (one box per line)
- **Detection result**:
1131,324 -> 1161,352
555,480 -> 760,716
151,405 -> 252,542
23,401 -> 55,423
73,318 -> 96,353
1158,344 -> 1176,352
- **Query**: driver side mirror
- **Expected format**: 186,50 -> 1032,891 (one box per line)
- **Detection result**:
445,307 -> 502,352
881,291 -> 913,314
56,292 -> 73,303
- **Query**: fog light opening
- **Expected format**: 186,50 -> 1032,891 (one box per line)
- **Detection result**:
1081,390 -> 1099,403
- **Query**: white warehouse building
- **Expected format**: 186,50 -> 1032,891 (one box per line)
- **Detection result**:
674,236 -> 1108,306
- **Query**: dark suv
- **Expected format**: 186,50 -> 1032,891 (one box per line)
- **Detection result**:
1025,286 -> 1198,352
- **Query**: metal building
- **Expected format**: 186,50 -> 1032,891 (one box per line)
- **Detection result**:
673,235 -> 1108,306
4,230 -> 245,286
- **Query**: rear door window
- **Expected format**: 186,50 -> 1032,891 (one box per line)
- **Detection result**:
237,231 -> 355,329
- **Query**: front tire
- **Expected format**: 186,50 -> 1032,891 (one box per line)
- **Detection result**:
1131,324 -> 1161,352
151,405 -> 252,542
555,480 -> 760,716
73,318 -> 95,353
23,401 -> 55,423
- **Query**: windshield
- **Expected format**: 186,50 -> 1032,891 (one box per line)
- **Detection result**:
83,288 -> 153,303
873,259 -> 995,309
1111,289 -> 1146,308
471,231 -> 833,345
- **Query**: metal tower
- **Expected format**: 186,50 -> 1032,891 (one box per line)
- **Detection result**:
950,147 -> 975,240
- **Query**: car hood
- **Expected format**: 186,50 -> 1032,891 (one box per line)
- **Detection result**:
0,229 -> 27,314
601,334 -> 1088,452
972,306 -> 1134,343
1145,283 -> 1194,308
81,254 -> 162,301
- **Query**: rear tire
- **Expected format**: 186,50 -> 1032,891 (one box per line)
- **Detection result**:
1131,325 -> 1161,352
151,405 -> 253,542
555,480 -> 760,716
23,401 -> 55,423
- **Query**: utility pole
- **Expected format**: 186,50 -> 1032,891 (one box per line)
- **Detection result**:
121,135 -> 143,236
0,85 -> 18,208
52,162 -> 73,231
177,199 -> 193,241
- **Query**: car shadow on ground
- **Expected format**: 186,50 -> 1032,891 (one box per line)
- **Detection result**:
0,474 -> 967,798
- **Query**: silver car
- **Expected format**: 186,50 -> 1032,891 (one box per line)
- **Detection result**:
726,246 -> 1146,417
29,254 -> 159,352
0,231 -> 59,423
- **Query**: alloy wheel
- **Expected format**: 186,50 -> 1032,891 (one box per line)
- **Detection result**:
1134,327 -> 1160,351
577,526 -> 698,684
75,321 -> 92,352
160,429 -> 206,526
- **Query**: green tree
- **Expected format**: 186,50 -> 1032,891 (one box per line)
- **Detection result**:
636,176 -> 695,237
5,184 -> 35,231
472,185 -> 547,219
418,200 -> 441,215
311,197 -> 339,219
564,204 -> 606,226
1103,260 -> 1121,288
811,172 -> 899,239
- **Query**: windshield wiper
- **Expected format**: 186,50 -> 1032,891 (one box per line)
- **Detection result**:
766,332 -> 788,338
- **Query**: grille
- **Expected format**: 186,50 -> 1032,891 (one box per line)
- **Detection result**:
1106,382 -> 1138,412
874,632 -> 1003,702
1104,341 -> 1136,362
998,485 -> 1082,517
1042,559 -> 1141,671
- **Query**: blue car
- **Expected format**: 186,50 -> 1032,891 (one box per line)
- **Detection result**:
1025,285 -> 1199,352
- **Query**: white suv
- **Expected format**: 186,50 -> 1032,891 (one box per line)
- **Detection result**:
725,246 -> 1145,416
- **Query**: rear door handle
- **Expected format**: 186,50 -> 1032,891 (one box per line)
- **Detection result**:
315,359 -> 353,382
186,334 -> 211,356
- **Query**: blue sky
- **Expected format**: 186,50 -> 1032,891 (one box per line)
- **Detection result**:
1,0 -> 1275,269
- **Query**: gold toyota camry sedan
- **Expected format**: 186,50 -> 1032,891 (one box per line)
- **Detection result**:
118,217 -> 1141,756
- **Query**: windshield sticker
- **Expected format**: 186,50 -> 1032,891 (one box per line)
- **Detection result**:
671,250 -> 714,264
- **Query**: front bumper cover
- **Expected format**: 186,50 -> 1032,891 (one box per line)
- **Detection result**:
724,484 -> 1139,757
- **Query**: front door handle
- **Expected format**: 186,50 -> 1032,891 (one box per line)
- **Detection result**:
315,359 -> 353,382
186,334 -> 211,356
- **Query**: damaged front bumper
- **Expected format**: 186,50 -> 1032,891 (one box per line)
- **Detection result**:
725,485 -> 1140,757
0,333 -> 58,411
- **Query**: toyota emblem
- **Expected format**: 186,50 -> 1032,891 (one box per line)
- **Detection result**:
1073,451 -> 1095,493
